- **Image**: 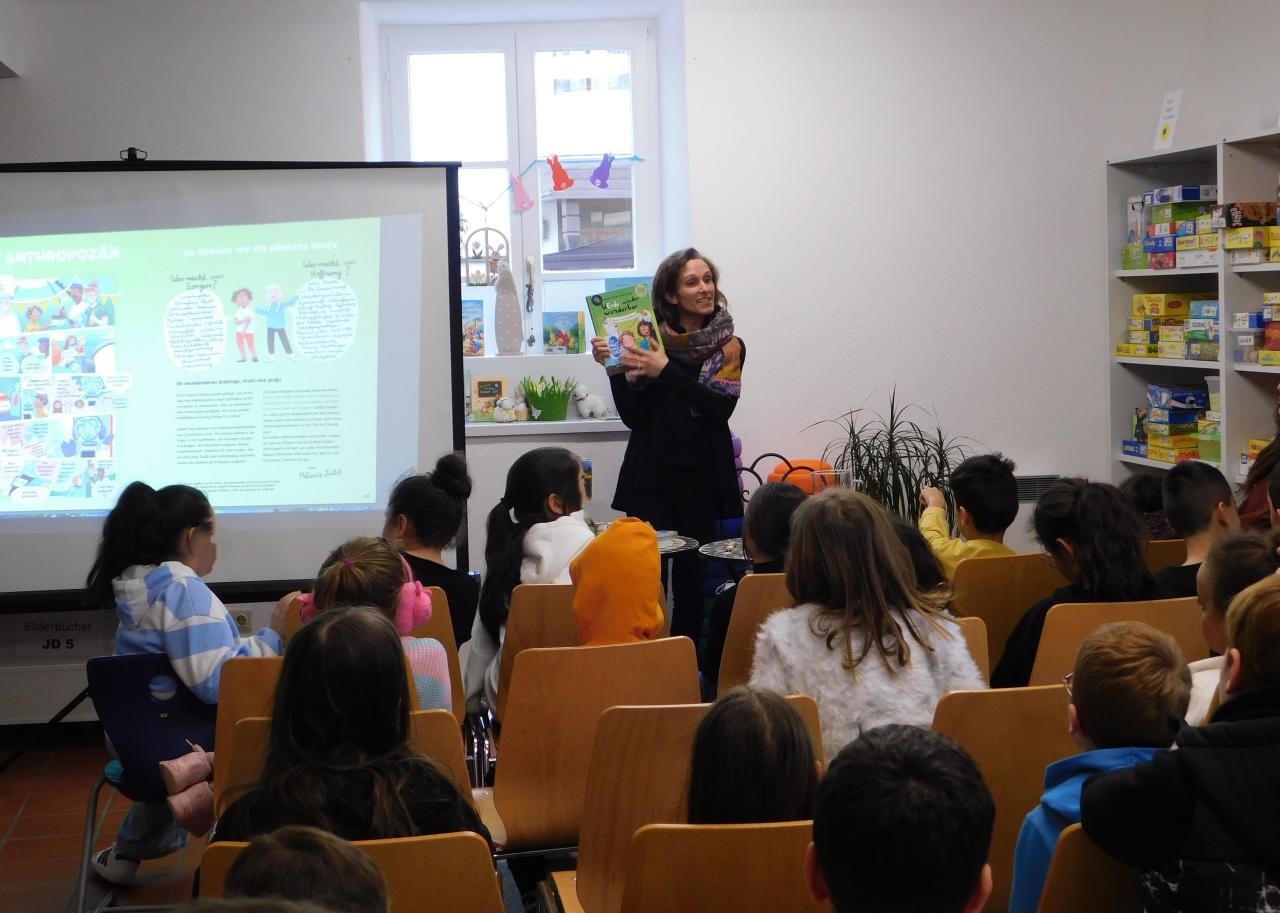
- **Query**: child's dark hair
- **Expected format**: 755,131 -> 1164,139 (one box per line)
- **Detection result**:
1204,528 -> 1280,617
225,825 -> 389,913
1161,460 -> 1233,537
814,725 -> 994,913
85,481 -> 212,610
386,453 -> 472,550
743,482 -> 806,563
477,447 -> 582,643
890,515 -> 949,595
1267,463 -> 1280,514
1119,473 -> 1164,515
1033,478 -> 1153,600
688,686 -> 818,825
949,453 -> 1018,534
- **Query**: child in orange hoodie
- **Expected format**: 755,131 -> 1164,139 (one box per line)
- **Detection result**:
570,517 -> 665,645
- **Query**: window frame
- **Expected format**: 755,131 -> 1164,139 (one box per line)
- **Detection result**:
383,20 -> 662,288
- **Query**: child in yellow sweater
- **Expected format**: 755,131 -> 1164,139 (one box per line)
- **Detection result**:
570,517 -> 665,645
919,453 -> 1018,580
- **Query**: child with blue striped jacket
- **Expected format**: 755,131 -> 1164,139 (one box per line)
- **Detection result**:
85,481 -> 288,886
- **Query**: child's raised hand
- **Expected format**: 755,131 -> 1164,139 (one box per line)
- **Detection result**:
919,486 -> 946,510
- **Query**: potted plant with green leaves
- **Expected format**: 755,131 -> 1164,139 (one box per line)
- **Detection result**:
817,389 -> 971,522
520,375 -> 577,422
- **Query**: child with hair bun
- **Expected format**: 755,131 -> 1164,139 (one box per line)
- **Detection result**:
384,453 -> 478,647
297,536 -> 451,711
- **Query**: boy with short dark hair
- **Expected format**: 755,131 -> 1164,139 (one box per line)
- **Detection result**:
919,453 -> 1018,580
1155,461 -> 1239,597
1009,621 -> 1190,913
806,725 -> 994,913
1082,575 -> 1280,913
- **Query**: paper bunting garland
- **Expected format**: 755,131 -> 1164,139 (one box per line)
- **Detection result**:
509,173 -> 535,212
589,153 -> 614,189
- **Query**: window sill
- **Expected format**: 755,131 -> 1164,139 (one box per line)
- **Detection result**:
465,417 -> 627,438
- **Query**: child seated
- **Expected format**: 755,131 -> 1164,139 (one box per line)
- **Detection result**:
298,536 -> 451,711
703,482 -> 807,684
1154,461 -> 1239,597
569,517 -> 664,645
1009,621 -> 1190,913
687,686 -> 819,824
749,489 -> 985,762
994,478 -> 1163,688
918,453 -> 1018,580
224,826 -> 388,913
1120,473 -> 1176,540
806,725 -> 995,913
1083,575 -> 1280,912
1188,528 -> 1280,724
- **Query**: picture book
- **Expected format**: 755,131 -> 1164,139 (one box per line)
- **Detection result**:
543,310 -> 585,354
461,299 -> 484,357
585,283 -> 663,375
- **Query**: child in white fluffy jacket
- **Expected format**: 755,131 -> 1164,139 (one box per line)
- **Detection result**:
749,489 -> 986,762
463,447 -> 593,716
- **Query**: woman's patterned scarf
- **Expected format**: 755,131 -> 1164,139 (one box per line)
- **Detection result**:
661,306 -> 742,398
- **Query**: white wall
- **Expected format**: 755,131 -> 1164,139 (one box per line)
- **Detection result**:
681,0 -> 1280,487
0,0 -> 22,77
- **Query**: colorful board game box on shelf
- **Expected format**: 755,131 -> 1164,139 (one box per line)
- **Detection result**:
1122,440 -> 1148,458
1149,202 -> 1215,222
1158,341 -> 1187,359
1234,312 -> 1265,330
1236,331 -> 1264,362
1149,252 -> 1178,269
1147,444 -> 1200,464
1126,197 -> 1145,244
1177,250 -> 1219,268
1132,293 -> 1215,317
1249,438 -> 1273,455
1122,245 -> 1150,270
1230,249 -> 1267,265
1224,227 -> 1270,250
1258,350 -> 1280,366
1115,343 -> 1159,357
1148,384 -> 1209,410
1212,202 -> 1278,229
1145,186 -> 1217,205
1187,341 -> 1219,361
1189,300 -> 1219,319
1143,235 -> 1178,253
1149,406 -> 1201,425
1146,432 -> 1199,451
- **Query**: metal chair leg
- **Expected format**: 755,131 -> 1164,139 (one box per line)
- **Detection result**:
76,774 -> 109,913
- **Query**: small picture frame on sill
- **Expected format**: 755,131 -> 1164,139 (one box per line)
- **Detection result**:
470,375 -> 508,423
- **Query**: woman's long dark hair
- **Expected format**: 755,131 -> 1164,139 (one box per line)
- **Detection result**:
1033,478 -> 1153,600
688,686 -> 818,824
476,447 -> 582,643
651,247 -> 728,330
218,608 -> 456,837
85,481 -> 212,610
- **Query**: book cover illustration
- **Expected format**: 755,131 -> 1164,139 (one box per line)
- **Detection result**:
461,299 -> 484,357
585,284 -> 663,375
543,311 -> 585,354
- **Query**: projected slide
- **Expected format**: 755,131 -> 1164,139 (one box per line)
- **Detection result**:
0,217 -> 381,516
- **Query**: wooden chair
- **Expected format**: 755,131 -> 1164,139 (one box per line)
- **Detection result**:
954,615 -> 990,683
952,553 -> 1068,666
200,831 -> 503,913
932,685 -> 1077,913
716,573 -> 794,694
552,695 -> 822,913
213,657 -> 283,808
494,584 -> 580,721
474,637 -> 701,853
1145,538 -> 1187,574
1028,597 -> 1208,686
222,709 -> 472,807
283,586 -> 465,723
618,822 -> 824,913
1036,823 -> 1140,913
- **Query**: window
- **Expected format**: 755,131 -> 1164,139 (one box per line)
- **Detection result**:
384,21 -> 660,356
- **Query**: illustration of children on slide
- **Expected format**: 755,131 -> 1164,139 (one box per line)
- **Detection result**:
231,288 -> 259,363
256,282 -> 298,361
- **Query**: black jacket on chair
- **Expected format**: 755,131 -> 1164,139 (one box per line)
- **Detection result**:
1081,682 -> 1280,912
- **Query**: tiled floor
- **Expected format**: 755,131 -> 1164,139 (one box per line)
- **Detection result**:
0,723 -> 202,913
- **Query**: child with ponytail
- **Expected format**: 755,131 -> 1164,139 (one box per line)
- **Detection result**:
296,536 -> 452,711
84,481 -> 287,885
992,478 -> 1165,687
383,452 -> 478,648
462,446 -> 593,715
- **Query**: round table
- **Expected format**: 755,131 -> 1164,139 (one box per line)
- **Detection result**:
698,537 -> 750,563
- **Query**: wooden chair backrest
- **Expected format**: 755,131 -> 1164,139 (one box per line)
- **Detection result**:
954,615 -> 990,683
416,586 -> 465,723
496,584 -> 580,720
619,822 -> 824,913
932,685 -> 1077,913
575,695 -> 821,913
494,637 -> 701,851
716,573 -> 795,694
214,655 -> 420,808
1036,824 -> 1141,913
213,657 -> 282,808
199,830 -> 503,913
222,709 -> 472,811
1028,597 -> 1207,686
1145,538 -> 1187,573
952,554 -> 1068,664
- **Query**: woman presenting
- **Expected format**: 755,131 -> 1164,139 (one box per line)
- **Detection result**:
591,248 -> 745,648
